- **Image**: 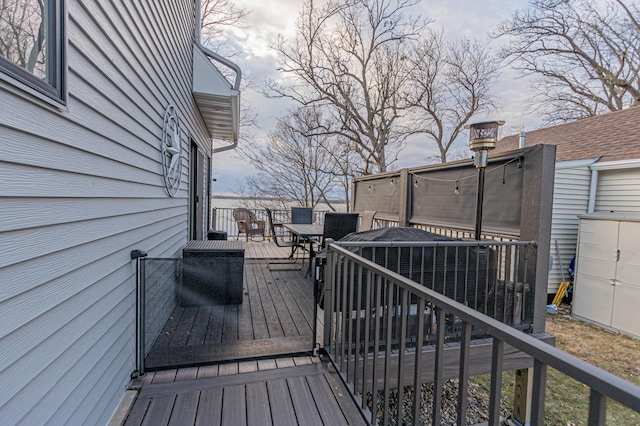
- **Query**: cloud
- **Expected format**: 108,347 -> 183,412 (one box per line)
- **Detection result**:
212,0 -> 541,193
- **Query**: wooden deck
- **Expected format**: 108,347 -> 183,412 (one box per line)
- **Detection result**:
145,241 -> 318,369
125,356 -> 366,425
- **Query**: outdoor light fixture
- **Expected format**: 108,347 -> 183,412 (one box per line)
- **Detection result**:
466,120 -> 504,240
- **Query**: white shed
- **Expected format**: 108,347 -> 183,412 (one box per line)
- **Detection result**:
573,213 -> 640,338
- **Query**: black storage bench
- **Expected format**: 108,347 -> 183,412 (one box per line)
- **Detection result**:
181,240 -> 245,306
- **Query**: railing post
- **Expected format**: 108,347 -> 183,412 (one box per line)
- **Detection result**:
513,368 -> 533,425
130,249 -> 147,378
399,168 -> 409,227
519,145 -> 556,333
323,239 -> 335,350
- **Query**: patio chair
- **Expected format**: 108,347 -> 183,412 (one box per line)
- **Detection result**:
233,208 -> 265,241
318,212 -> 360,248
359,210 -> 377,232
291,207 -> 313,224
312,212 -> 360,292
265,208 -> 303,270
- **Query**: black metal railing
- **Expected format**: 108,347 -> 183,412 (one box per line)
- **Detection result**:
211,207 -> 328,238
322,241 -> 640,425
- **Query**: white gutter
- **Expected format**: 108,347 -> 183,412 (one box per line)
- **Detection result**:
195,1 -> 241,154
588,158 -> 640,213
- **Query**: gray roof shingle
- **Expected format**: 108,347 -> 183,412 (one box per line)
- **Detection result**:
493,107 -> 640,162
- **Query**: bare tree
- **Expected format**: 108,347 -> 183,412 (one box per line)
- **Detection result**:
266,0 -> 428,174
0,0 -> 46,77
200,0 -> 249,56
495,0 -> 640,124
241,107 -> 343,209
199,0 -> 258,147
407,30 -> 499,163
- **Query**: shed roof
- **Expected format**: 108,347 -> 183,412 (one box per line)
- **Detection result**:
493,107 -> 640,162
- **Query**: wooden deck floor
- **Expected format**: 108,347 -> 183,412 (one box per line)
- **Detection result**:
145,242 -> 318,369
125,356 -> 366,425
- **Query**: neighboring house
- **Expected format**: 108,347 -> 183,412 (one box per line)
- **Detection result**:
0,1 -> 239,424
493,107 -> 640,295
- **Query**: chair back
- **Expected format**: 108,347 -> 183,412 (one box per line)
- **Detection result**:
322,213 -> 359,247
291,207 -> 313,224
265,208 -> 278,239
359,210 -> 377,232
233,208 -> 256,223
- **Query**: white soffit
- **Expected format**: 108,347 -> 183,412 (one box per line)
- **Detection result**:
192,45 -> 240,142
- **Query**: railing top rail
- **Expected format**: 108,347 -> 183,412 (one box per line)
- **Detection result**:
334,240 -> 537,248
326,242 -> 640,412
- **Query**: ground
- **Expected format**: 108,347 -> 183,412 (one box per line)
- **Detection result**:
542,304 -> 640,425
473,304 -> 640,425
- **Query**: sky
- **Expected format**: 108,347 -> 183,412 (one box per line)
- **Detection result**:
210,0 -> 541,195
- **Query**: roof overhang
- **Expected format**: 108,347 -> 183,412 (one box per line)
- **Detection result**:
192,44 -> 241,147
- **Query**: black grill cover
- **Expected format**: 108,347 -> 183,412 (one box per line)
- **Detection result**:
338,227 -> 495,311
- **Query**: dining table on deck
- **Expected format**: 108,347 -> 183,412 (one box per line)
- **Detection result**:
283,223 -> 324,277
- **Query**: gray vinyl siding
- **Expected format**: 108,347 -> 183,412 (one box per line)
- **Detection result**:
595,168 -> 640,214
548,165 -> 592,294
0,1 -> 210,424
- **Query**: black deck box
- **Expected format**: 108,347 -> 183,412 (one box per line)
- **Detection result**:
181,240 -> 244,306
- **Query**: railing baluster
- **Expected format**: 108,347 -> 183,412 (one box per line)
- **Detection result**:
340,256 -> 349,371
346,258 -> 356,383
457,321 -> 471,426
433,307 -> 445,425
412,298 -> 425,425
353,262 -> 363,398
588,388 -> 607,426
396,287 -> 408,426
371,274 -> 383,425
531,358 -> 547,425
489,338 -> 504,426
361,269 -> 373,410
382,282 -> 395,426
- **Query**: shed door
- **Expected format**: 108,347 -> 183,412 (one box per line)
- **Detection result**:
573,219 -> 618,326
611,221 -> 640,336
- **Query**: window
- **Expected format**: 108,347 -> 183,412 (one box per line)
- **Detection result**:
0,0 -> 65,103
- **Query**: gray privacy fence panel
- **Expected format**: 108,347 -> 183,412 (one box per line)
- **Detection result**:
353,174 -> 402,220
410,158 -> 523,236
353,145 -> 555,239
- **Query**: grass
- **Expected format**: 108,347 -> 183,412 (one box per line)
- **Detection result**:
473,307 -> 640,425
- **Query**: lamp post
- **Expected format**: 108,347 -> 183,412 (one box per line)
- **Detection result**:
466,120 -> 504,240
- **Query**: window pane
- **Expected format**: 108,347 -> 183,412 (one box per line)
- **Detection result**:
0,0 -> 48,81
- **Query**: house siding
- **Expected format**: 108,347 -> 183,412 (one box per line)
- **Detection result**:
595,167 -> 640,214
548,164 -> 593,294
0,1 -> 210,425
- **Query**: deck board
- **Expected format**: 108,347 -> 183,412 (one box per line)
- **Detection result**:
125,361 -> 367,426
194,387 -> 222,426
245,382 -> 271,424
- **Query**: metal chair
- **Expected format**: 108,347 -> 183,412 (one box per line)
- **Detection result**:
319,212 -> 360,248
291,207 -> 313,224
312,212 -> 360,288
233,208 -> 265,241
265,208 -> 303,270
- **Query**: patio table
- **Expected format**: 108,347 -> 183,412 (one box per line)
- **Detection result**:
283,223 -> 323,277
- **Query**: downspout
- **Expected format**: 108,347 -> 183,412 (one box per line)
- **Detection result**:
588,157 -> 603,213
201,44 -> 241,154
